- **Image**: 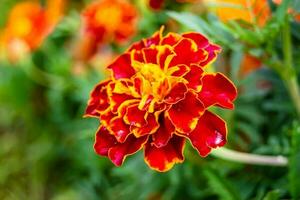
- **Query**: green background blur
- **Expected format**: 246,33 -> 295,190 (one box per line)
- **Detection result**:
0,0 -> 300,199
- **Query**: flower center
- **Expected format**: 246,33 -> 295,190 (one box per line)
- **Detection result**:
140,63 -> 165,83
138,63 -> 169,101
95,5 -> 122,32
11,17 -> 33,37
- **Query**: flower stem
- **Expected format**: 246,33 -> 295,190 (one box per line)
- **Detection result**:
285,77 -> 300,119
282,17 -> 300,118
211,147 -> 288,167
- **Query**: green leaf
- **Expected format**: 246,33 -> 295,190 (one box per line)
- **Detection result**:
275,0 -> 292,24
167,11 -> 235,47
203,168 -> 240,200
292,0 -> 300,13
229,48 -> 243,81
167,11 -> 207,34
262,190 -> 281,200
289,121 -> 300,199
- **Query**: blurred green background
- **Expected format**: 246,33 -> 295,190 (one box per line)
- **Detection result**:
0,0 -> 300,199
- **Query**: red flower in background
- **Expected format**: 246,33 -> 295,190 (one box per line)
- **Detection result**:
75,0 -> 137,61
0,0 -> 65,61
148,0 -> 200,10
85,27 -> 237,172
148,0 -> 165,10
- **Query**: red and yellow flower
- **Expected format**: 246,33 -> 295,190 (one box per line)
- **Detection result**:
0,0 -> 65,61
85,27 -> 237,172
76,0 -> 137,61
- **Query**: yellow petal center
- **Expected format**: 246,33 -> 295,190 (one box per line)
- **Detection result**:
138,63 -> 169,101
11,17 -> 33,37
95,5 -> 122,32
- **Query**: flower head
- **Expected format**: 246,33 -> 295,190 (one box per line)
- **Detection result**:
74,0 -> 137,62
82,0 -> 137,45
85,27 -> 237,172
0,0 -> 65,61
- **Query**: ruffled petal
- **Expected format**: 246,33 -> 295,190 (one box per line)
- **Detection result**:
152,115 -> 175,148
160,32 -> 181,46
186,111 -> 227,157
94,126 -> 117,156
110,93 -> 133,113
198,73 -> 237,109
184,64 -> 204,91
124,104 -> 147,127
157,45 -> 174,69
108,53 -> 135,79
164,82 -> 188,104
100,109 -> 115,126
143,27 -> 163,47
131,112 -> 160,137
182,32 -> 209,49
129,27 -> 163,51
167,64 -> 190,77
141,45 -> 174,68
199,44 -> 221,67
109,117 -> 131,143
169,38 -> 207,67
167,91 -> 204,133
144,135 -> 185,172
108,135 -> 148,166
142,47 -> 159,64
85,80 -> 110,117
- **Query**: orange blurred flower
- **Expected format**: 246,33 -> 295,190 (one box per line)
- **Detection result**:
85,27 -> 237,172
0,0 -> 65,61
240,54 -> 262,77
210,0 -> 270,26
75,0 -> 137,61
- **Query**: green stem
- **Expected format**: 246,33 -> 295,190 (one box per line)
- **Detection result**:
211,147 -> 288,167
282,17 -> 300,118
285,77 -> 300,119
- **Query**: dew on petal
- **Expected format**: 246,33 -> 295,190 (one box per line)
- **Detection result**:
207,130 -> 225,148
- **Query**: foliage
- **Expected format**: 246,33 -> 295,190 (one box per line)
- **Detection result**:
0,0 -> 299,199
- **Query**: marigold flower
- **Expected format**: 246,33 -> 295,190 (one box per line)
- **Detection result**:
85,27 -> 237,172
83,0 -> 137,45
210,0 -> 270,26
74,0 -> 137,62
0,0 -> 65,61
